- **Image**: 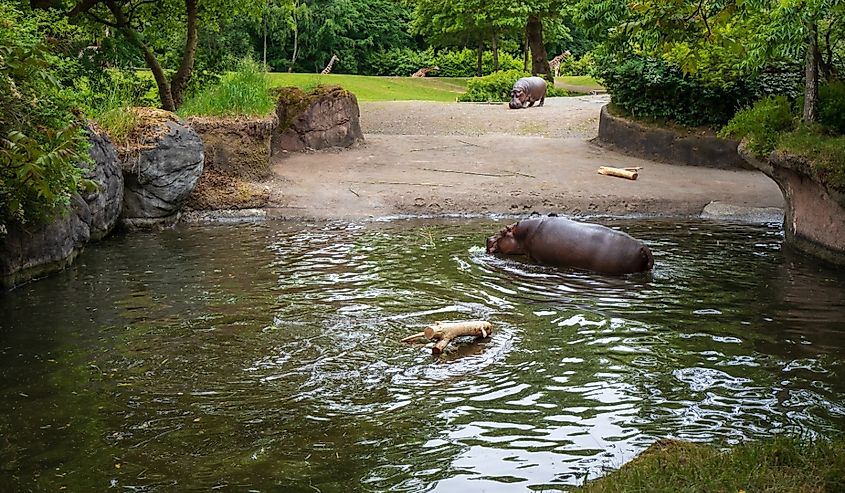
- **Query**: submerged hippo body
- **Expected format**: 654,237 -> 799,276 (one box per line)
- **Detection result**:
486,216 -> 653,274
509,76 -> 547,109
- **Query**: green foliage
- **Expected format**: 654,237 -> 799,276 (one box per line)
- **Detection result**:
819,81 -> 845,135
366,48 -> 524,77
365,48 -> 436,76
557,52 -> 595,77
0,3 -> 90,230
779,127 -> 845,190
597,54 -> 762,127
719,96 -> 795,156
91,80 -> 144,145
1,128 -> 91,226
457,69 -> 528,102
573,437 -> 845,493
721,91 -> 845,190
299,0 -> 414,73
178,59 -> 275,117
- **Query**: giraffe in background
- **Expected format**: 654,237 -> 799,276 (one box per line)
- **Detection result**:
411,66 -> 440,77
548,51 -> 571,78
320,54 -> 339,75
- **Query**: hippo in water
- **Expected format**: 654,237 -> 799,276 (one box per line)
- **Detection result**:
509,76 -> 547,109
486,215 -> 653,275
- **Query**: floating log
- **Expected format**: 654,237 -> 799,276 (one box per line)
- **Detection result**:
598,166 -> 639,180
401,320 -> 494,354
430,321 -> 494,354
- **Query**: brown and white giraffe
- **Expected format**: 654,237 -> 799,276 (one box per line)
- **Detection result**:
411,66 -> 440,77
320,54 -> 339,75
548,51 -> 571,78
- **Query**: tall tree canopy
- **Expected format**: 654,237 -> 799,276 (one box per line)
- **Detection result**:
410,0 -> 574,79
576,0 -> 844,122
34,0 -> 254,110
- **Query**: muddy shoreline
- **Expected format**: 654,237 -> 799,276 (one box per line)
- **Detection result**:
187,95 -> 785,224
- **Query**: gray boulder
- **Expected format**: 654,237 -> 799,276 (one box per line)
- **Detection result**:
272,86 -> 364,154
81,128 -> 123,240
120,118 -> 204,229
0,128 -> 121,288
0,196 -> 90,289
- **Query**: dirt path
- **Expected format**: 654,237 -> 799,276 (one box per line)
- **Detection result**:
262,96 -> 784,221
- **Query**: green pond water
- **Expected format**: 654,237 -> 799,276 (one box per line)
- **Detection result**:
1,218 -> 844,492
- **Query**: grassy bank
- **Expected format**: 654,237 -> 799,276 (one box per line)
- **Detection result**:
572,437 -> 845,493
555,75 -> 605,94
267,73 -> 469,102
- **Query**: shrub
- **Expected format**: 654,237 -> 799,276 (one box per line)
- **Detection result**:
458,70 -> 530,102
178,59 -> 275,117
0,3 -> 91,231
719,96 -> 795,156
558,52 -> 596,77
597,54 -> 761,127
779,126 -> 845,190
819,81 -> 845,135
365,48 -> 525,77
365,48 -> 436,76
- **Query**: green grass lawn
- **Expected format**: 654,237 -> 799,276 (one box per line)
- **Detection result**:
267,73 -> 469,102
555,75 -> 605,93
572,437 -> 845,493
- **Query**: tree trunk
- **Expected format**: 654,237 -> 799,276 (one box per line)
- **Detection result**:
170,0 -> 199,109
802,21 -> 819,123
288,20 -> 298,73
523,30 -> 530,71
104,0 -> 175,111
527,15 -> 551,81
476,40 -> 483,77
262,0 -> 268,70
492,32 -> 499,72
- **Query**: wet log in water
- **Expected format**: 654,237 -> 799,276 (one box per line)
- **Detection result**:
402,321 -> 493,354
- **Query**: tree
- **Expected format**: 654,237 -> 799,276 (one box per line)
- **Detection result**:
1,3 -> 92,230
411,0 -> 572,79
295,0 -> 412,74
578,0 -> 845,123
37,0 -> 252,110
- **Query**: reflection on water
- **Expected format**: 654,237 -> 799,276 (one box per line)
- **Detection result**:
1,218 -> 844,492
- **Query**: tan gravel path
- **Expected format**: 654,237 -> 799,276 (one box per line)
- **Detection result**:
263,96 -> 784,221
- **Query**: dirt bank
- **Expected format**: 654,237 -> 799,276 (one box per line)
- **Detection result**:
215,96 -> 785,221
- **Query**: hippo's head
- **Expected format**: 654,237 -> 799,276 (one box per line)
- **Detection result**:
486,222 -> 526,255
509,88 -> 525,109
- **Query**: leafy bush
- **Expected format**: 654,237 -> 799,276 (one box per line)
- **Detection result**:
558,52 -> 596,77
747,64 -> 803,101
819,81 -> 845,135
436,50 -> 523,77
365,48 -> 524,77
779,126 -> 845,189
365,48 -> 435,76
0,3 -> 90,231
719,96 -> 795,156
458,70 -> 529,102
178,59 -> 275,117
597,54 -> 762,127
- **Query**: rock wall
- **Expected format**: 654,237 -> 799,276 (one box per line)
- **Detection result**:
117,109 -> 204,229
0,128 -> 123,288
740,143 -> 845,265
597,105 -> 749,169
272,86 -> 364,154
185,115 -> 276,210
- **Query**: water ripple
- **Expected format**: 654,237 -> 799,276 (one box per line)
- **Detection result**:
0,219 -> 843,492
